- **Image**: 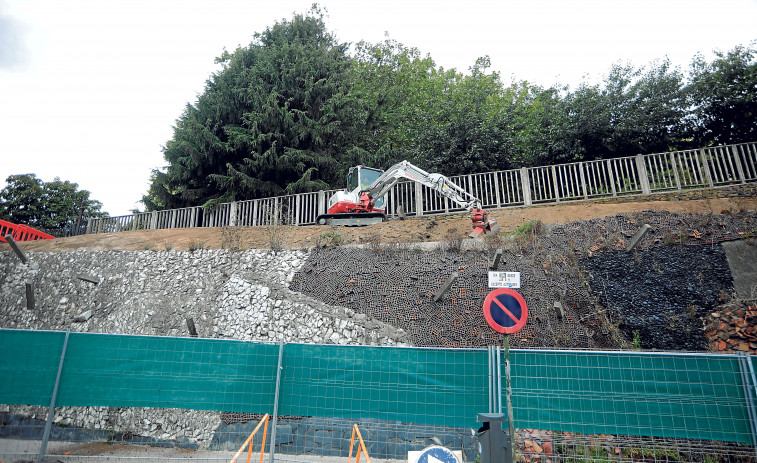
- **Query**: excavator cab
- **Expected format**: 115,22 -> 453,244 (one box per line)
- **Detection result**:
347,166 -> 385,209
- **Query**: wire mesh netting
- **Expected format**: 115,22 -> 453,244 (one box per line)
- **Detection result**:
1,330 -> 756,462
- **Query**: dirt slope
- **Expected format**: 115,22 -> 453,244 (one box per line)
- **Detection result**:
3,197 -> 756,253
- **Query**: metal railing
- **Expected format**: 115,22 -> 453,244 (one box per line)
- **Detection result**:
87,142 -> 757,234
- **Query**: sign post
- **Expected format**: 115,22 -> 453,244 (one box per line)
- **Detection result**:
482,288 -> 528,463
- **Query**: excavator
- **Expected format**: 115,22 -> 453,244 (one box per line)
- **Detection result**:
316,160 -> 498,238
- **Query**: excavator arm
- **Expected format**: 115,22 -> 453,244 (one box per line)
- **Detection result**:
363,161 -> 482,211
357,161 -> 497,238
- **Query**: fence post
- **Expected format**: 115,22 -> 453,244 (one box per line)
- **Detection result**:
85,218 -> 93,235
699,149 -> 714,188
190,207 -> 197,228
635,154 -> 652,195
578,162 -> 588,199
550,166 -> 560,202
415,182 -> 424,217
492,172 -> 502,208
38,330 -> 70,463
606,160 -> 617,196
730,145 -> 747,184
150,211 -> 158,230
229,202 -> 238,227
737,353 -> 757,455
294,194 -> 301,226
670,153 -> 682,191
170,209 -> 177,229
520,168 -> 532,206
269,337 -> 285,463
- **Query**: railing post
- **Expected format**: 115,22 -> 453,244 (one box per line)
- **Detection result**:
699,149 -> 714,188
520,168 -> 532,206
550,166 -> 560,202
415,182 -> 423,216
190,207 -> 197,228
635,154 -> 652,194
578,162 -> 588,199
318,191 -> 326,216
670,153 -> 682,191
730,145 -> 747,184
150,211 -> 158,230
493,172 -> 502,208
252,200 -> 259,227
229,202 -> 238,227
294,194 -> 301,226
85,219 -> 93,235
169,210 -> 177,229
606,160 -> 617,196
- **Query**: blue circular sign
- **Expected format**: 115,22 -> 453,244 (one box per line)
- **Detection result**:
417,446 -> 460,463
483,289 -> 528,334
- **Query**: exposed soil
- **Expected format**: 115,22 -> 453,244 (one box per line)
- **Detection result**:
3,197 -> 756,254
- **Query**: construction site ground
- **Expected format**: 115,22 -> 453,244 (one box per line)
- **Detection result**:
5,197 -> 757,253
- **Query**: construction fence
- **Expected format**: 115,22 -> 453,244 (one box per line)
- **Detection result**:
86,142 -> 757,234
1,329 -> 756,462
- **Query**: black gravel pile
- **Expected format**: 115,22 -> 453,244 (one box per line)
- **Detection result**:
583,245 -> 734,351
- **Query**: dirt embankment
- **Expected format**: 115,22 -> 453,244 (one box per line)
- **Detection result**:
3,197 -> 756,253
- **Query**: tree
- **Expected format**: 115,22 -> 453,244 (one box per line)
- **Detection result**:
563,59 -> 687,160
145,7 -> 358,210
0,174 -> 44,226
0,174 -> 104,235
687,45 -> 757,146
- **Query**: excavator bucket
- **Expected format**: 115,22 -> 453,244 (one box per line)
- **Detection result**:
469,209 -> 499,238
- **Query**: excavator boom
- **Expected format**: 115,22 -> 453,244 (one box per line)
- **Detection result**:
316,160 -> 497,237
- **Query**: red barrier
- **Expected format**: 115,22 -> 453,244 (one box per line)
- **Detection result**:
0,219 -> 55,242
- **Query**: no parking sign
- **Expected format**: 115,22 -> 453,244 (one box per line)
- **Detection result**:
482,288 -> 528,334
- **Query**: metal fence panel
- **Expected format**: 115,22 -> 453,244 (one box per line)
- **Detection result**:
509,350 -> 753,444
2,330 -> 757,462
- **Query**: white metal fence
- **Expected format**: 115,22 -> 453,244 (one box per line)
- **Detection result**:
87,142 -> 757,234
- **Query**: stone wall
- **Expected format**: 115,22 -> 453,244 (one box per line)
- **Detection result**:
0,248 -> 409,449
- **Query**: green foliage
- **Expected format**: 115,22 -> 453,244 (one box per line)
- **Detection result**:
511,219 -> 543,243
688,45 -> 757,146
143,6 -> 756,210
632,330 -> 642,350
317,230 -> 346,247
0,174 -> 105,235
146,7 -> 356,210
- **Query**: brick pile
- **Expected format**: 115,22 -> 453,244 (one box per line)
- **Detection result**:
706,300 -> 757,354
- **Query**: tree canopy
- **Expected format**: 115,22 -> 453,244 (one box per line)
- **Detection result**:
0,174 -> 104,236
144,8 -> 757,211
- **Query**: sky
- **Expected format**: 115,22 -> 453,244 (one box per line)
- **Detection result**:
1,0 -> 755,217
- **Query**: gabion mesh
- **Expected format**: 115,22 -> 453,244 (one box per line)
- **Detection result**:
291,210 -> 757,349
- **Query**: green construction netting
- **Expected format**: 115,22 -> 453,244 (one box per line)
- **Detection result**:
0,329 -> 66,406
0,329 -> 754,444
509,350 -> 754,444
278,343 -> 488,428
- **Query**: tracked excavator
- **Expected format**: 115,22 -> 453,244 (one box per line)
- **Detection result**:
316,160 -> 498,238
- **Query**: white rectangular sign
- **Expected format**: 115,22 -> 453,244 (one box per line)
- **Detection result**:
488,271 -> 521,288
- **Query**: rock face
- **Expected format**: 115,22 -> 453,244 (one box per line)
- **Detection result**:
0,248 -> 408,346
584,244 -> 735,351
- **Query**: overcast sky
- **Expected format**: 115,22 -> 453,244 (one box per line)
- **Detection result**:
1,0 -> 755,216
